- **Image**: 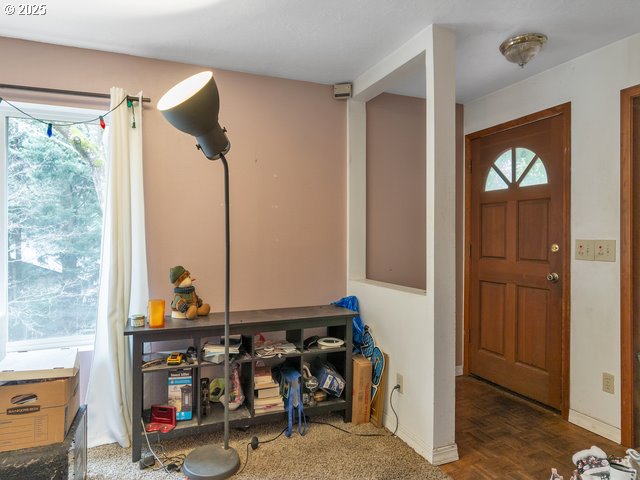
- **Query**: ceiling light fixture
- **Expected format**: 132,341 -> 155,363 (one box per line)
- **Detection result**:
499,33 -> 547,68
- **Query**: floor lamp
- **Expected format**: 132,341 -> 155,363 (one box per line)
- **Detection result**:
158,71 -> 240,480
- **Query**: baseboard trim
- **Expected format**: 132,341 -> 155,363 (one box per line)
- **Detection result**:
455,365 -> 463,376
381,412 -> 459,465
431,443 -> 459,466
568,409 -> 621,443
383,411 -> 429,459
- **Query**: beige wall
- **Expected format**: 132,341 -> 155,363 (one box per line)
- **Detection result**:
366,92 -> 426,290
0,37 -> 347,311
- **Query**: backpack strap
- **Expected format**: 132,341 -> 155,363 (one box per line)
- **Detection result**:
279,366 -> 307,437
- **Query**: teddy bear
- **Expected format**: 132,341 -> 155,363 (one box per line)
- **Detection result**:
169,265 -> 211,319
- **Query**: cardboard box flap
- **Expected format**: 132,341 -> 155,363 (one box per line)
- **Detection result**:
0,348 -> 79,382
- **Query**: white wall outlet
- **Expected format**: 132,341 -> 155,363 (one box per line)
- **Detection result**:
396,373 -> 404,394
602,372 -> 615,394
594,240 -> 616,262
575,239 -> 595,260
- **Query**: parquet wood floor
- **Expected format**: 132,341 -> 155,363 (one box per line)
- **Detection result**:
439,376 -> 625,479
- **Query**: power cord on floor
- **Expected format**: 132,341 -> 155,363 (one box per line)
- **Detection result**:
307,384 -> 401,437
139,419 -> 186,474
237,426 -> 288,476
238,384 -> 401,474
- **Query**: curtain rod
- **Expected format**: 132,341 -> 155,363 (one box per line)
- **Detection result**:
0,83 -> 151,103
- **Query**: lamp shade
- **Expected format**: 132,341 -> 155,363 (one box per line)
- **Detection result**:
158,71 -> 230,160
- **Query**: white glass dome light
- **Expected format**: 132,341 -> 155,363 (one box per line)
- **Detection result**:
499,33 -> 547,68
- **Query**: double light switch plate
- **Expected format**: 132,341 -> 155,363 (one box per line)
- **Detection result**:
575,239 -> 616,262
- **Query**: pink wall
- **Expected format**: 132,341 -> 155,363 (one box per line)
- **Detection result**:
366,94 -> 464,364
0,37 -> 347,311
366,93 -> 427,290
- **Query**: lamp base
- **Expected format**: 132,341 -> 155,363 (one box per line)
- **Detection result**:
181,444 -> 240,480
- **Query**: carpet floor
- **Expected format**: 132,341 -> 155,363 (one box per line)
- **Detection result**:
88,414 -> 450,479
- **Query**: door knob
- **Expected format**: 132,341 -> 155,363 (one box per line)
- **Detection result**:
546,272 -> 559,282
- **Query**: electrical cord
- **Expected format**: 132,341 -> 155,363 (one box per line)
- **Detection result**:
389,384 -> 400,436
305,384 -> 401,437
146,385 -> 401,476
237,426 -> 288,475
140,419 -> 185,474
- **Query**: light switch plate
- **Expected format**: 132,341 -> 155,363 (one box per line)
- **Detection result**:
575,239 -> 594,260
594,240 -> 616,262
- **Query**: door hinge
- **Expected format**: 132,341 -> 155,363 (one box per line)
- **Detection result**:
469,244 -> 472,257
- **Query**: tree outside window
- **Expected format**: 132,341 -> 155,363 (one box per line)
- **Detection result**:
6,115 -> 107,343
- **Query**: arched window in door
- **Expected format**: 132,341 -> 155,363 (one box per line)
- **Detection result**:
484,147 -> 548,192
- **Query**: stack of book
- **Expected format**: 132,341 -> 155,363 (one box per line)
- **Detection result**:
253,366 -> 283,414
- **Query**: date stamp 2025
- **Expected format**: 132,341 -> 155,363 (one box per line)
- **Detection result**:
4,4 -> 47,15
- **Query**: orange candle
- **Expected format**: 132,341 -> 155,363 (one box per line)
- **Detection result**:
148,299 -> 165,328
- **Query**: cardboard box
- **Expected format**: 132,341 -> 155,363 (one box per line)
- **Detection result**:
168,368 -> 193,421
352,355 -> 372,425
0,372 -> 80,453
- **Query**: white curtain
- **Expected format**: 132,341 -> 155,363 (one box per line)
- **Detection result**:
86,88 -> 148,447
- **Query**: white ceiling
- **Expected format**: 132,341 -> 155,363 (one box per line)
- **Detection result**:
1,0 -> 640,102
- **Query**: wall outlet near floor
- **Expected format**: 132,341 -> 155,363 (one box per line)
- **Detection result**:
396,373 -> 404,394
602,372 -> 615,394
594,240 -> 616,262
575,239 -> 595,260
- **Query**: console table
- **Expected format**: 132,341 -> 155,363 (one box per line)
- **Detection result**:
124,304 -> 354,462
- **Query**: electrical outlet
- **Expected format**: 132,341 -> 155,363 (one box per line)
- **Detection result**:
602,372 -> 615,394
575,239 -> 595,260
594,240 -> 616,262
396,373 -> 403,394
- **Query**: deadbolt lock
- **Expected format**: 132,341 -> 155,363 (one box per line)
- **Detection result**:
551,243 -> 560,253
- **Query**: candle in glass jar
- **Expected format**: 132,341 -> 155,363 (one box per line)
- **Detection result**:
148,299 -> 165,328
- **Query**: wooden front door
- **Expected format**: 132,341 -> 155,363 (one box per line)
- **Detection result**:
467,105 -> 570,411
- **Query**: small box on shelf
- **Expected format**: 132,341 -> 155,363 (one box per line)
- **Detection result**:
168,368 -> 193,421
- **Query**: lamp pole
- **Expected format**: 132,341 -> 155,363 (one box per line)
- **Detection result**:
220,152 -> 231,450
158,71 -> 240,479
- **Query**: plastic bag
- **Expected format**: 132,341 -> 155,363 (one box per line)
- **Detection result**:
332,296 -> 365,353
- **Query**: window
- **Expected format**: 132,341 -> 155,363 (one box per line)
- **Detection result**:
1,101 -> 108,350
484,147 -> 548,192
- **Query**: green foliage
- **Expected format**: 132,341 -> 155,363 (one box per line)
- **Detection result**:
7,117 -> 106,342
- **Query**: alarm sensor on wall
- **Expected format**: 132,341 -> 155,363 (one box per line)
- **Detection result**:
333,83 -> 352,99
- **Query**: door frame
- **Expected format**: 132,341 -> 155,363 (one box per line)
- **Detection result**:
463,103 -> 572,419
620,84 -> 640,446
